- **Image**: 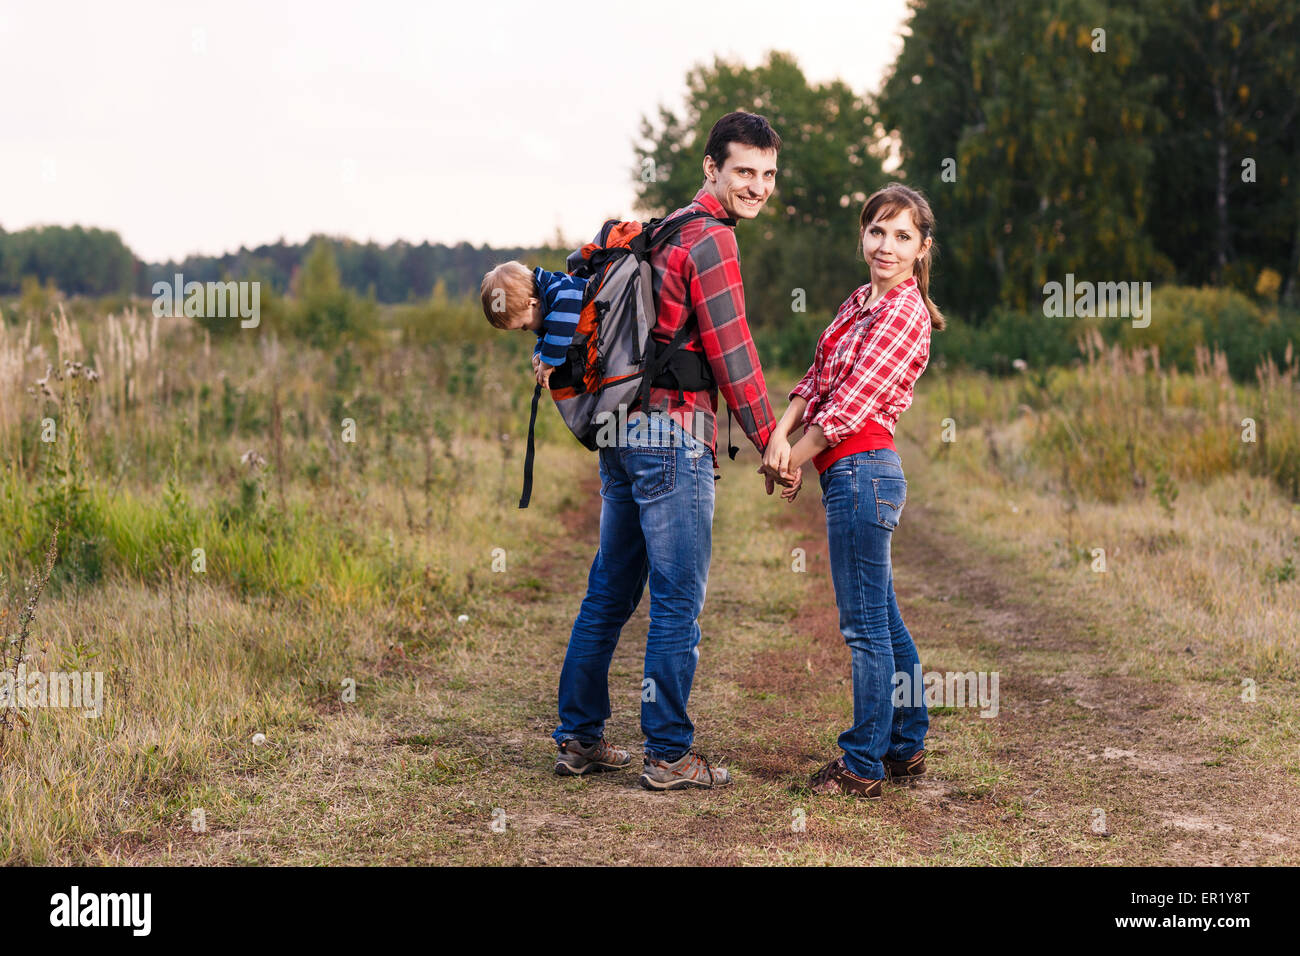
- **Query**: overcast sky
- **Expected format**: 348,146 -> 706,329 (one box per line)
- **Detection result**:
0,0 -> 911,262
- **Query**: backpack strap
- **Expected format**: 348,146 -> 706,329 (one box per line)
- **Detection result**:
636,209 -> 736,416
645,209 -> 735,251
518,382 -> 543,509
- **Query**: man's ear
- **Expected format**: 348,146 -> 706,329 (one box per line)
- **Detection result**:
702,154 -> 717,183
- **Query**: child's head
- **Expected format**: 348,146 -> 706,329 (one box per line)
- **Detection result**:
480,262 -> 539,331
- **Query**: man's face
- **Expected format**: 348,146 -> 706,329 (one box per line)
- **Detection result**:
703,143 -> 778,219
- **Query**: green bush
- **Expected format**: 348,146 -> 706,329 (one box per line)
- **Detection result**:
1123,286 -> 1300,380
753,309 -> 831,376
931,308 -> 1084,375
392,281 -> 495,347
277,240 -> 376,347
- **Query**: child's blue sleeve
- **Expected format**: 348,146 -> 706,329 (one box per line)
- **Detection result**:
536,271 -> 586,367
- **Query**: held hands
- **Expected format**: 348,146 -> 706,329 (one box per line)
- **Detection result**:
758,432 -> 803,502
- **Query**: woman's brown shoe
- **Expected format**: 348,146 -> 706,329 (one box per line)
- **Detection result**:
809,756 -> 883,798
883,749 -> 927,780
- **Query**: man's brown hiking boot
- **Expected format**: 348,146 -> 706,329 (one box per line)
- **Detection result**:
554,738 -> 633,776
808,756 -> 883,799
639,751 -> 731,791
883,749 -> 927,781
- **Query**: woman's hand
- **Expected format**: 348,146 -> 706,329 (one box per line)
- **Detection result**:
787,424 -> 829,475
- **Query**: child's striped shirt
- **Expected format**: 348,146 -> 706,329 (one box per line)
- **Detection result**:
532,267 -> 587,367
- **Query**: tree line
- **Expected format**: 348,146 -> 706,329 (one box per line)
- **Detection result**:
0,226 -> 548,304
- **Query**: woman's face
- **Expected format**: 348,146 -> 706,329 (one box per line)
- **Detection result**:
861,206 -> 931,287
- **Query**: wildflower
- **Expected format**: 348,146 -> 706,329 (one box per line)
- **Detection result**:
240,449 -> 267,469
1012,358 -> 1028,372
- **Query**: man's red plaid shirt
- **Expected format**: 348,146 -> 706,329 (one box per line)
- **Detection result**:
639,189 -> 776,461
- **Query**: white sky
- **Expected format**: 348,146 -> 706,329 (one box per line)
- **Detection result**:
0,0 -> 911,262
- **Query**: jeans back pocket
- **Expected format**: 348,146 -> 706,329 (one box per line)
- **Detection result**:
872,475 -> 907,530
620,447 -> 676,500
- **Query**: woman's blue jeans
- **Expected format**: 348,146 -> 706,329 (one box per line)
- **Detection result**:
819,448 -> 928,779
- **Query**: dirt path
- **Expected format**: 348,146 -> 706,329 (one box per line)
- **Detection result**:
784,490 -> 1300,864
121,456 -> 1298,866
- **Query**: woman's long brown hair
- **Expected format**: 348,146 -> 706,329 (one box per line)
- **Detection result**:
859,183 -> 946,332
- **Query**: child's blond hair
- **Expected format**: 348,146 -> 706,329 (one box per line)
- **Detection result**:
480,261 -> 535,329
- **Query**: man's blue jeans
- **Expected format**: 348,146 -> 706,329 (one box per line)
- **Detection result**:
553,412 -> 715,761
819,448 -> 929,779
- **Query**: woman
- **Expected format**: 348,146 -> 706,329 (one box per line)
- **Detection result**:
762,183 -> 945,798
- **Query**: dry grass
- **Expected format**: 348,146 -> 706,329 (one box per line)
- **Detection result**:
0,298 -> 1296,864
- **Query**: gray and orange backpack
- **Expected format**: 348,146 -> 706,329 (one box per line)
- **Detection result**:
518,210 -> 734,507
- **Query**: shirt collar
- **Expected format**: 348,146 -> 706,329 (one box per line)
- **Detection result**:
852,275 -> 918,317
691,188 -> 730,221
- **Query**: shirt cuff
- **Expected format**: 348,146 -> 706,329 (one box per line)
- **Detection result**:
789,378 -> 816,402
810,410 -> 844,447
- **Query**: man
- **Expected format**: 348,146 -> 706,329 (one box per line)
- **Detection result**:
551,111 -> 785,790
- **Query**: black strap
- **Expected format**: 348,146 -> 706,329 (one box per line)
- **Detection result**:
645,210 -> 736,251
727,407 -> 739,460
651,337 -> 714,404
518,382 -> 542,509
637,209 -> 735,416
639,315 -> 698,417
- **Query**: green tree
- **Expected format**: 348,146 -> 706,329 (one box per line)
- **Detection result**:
0,225 -> 134,296
1143,0 -> 1300,294
878,0 -> 1172,319
286,239 -> 375,347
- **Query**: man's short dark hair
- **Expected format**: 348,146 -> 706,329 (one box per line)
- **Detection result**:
704,111 -> 782,169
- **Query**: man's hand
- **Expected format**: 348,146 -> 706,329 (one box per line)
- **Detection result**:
757,462 -> 797,493
780,465 -> 803,503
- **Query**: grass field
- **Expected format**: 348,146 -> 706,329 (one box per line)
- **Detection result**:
1,304 -> 1297,864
